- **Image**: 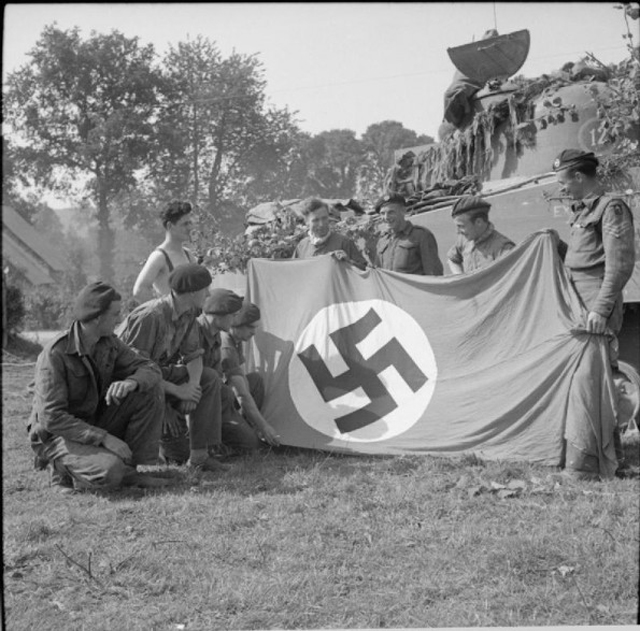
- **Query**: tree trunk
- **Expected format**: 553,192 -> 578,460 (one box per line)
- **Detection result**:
96,179 -> 115,283
207,113 -> 227,216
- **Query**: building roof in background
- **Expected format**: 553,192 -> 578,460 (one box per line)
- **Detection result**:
2,205 -> 69,285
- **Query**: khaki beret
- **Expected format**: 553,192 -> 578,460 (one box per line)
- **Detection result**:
169,264 -> 212,294
73,281 -> 121,323
375,192 -> 406,213
552,149 -> 599,172
451,195 -> 491,217
203,289 -> 244,316
234,302 -> 261,327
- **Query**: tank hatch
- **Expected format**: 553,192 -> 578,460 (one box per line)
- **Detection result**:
447,29 -> 530,84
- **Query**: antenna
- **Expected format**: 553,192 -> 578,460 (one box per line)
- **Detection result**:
493,2 -> 498,31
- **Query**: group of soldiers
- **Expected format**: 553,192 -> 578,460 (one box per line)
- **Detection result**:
27,148 -> 635,493
28,202 -> 280,493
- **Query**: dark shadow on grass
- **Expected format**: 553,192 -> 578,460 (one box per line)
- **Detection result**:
619,431 -> 640,478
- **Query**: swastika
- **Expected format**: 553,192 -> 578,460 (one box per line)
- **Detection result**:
297,308 -> 428,433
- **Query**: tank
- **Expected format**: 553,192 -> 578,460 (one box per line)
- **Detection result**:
385,29 -> 640,414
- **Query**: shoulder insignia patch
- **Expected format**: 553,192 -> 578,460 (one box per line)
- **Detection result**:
602,222 -> 632,239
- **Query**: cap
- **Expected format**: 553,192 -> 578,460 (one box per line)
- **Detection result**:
451,195 -> 491,217
203,289 -> 244,316
169,264 -> 212,295
552,149 -> 599,172
375,192 -> 406,213
234,302 -> 261,327
73,281 -> 121,323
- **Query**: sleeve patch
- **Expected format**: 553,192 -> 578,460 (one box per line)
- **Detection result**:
602,222 -> 633,239
602,201 -> 633,238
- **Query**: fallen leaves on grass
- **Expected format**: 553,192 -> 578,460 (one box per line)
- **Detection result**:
457,477 -> 529,499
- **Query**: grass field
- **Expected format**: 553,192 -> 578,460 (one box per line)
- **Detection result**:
3,345 -> 639,631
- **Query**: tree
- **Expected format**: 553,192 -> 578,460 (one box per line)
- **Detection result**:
357,121 -> 434,202
299,129 -> 364,198
362,121 -> 434,170
153,36 -> 301,232
594,3 -> 640,189
4,25 -> 163,282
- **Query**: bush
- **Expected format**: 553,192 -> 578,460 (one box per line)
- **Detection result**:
4,284 -> 26,334
22,285 -> 74,331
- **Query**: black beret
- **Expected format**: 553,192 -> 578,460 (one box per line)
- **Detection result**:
451,195 -> 491,217
234,302 -> 261,327
203,289 -> 244,315
73,281 -> 121,323
375,192 -> 406,212
169,263 -> 212,294
552,149 -> 599,172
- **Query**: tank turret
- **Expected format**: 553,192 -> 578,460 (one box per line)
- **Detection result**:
384,27 -> 640,389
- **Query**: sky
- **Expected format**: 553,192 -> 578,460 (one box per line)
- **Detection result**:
2,2 -> 636,141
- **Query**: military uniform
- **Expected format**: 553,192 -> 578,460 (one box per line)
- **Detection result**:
219,300 -> 273,450
553,149 -> 636,479
28,323 -> 163,489
220,331 -> 265,410
565,192 -> 635,334
197,312 -> 223,373
375,221 -> 444,275
447,223 -> 515,272
196,290 -> 264,452
117,288 -> 222,464
196,313 -> 260,452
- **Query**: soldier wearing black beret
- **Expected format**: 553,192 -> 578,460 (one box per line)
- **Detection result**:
553,149 -> 634,340
218,302 -> 280,450
447,195 -> 515,274
117,263 -> 230,472
554,148 -> 635,479
196,289 -> 244,369
28,281 -> 170,493
373,193 -> 444,275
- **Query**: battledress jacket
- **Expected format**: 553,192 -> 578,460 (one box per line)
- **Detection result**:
28,322 -> 161,448
116,293 -> 203,381
375,221 -> 444,275
447,223 -> 515,273
565,193 -> 635,319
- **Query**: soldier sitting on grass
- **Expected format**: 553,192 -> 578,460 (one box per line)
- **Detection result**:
117,264 -> 229,472
219,302 -> 280,449
28,282 -> 171,494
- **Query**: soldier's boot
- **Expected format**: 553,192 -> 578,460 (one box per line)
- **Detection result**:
49,461 -> 75,495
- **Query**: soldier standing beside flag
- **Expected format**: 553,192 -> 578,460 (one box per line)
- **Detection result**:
374,193 -> 443,276
554,150 -> 635,354
447,195 -> 515,274
554,149 -> 635,479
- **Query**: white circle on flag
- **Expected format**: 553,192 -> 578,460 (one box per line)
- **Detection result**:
288,299 -> 437,443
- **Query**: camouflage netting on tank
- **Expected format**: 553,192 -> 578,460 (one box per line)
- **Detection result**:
387,57 -> 616,211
